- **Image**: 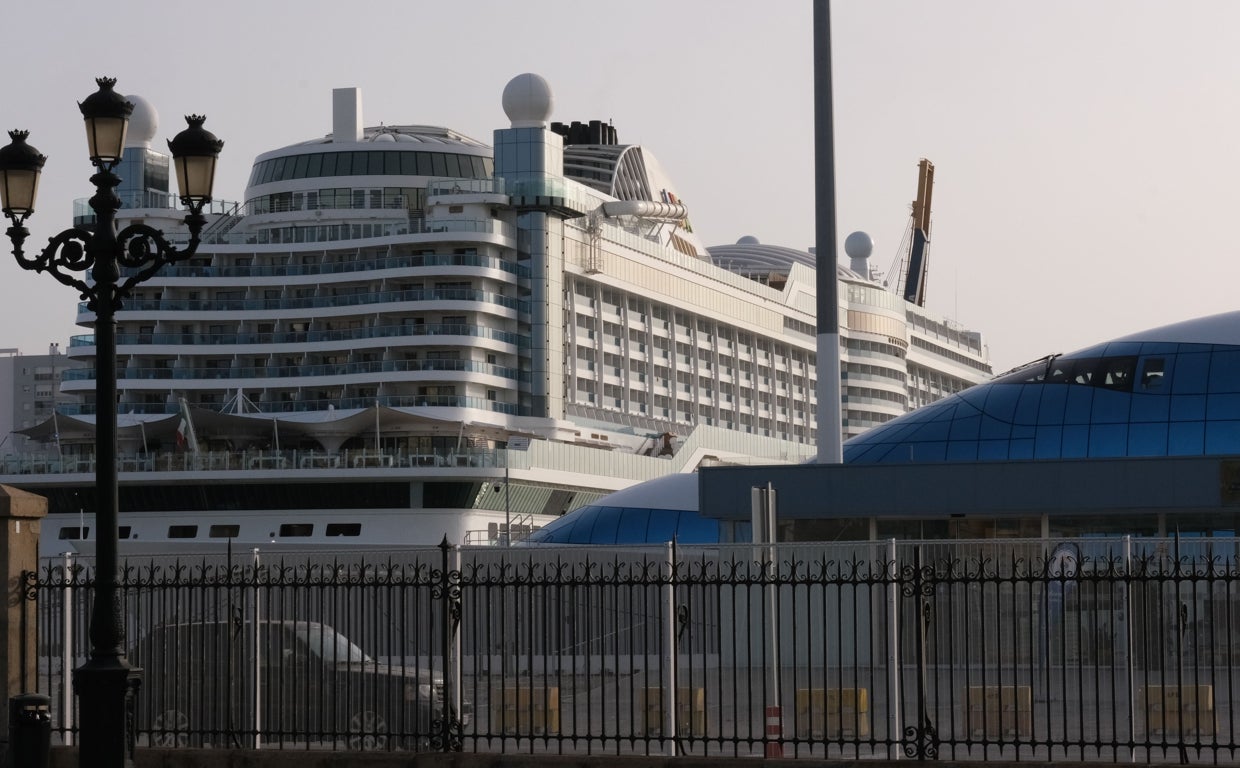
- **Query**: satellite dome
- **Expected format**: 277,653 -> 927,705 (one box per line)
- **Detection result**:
502,73 -> 554,128
844,231 -> 874,260
123,93 -> 159,149
736,235 -> 760,245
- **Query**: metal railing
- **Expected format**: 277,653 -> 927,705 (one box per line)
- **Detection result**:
52,393 -> 523,417
0,445 -> 510,476
24,537 -> 1240,761
78,286 -> 527,315
62,357 -> 526,384
69,323 -> 526,350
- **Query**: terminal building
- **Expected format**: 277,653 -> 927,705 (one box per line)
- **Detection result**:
529,311 -> 1240,544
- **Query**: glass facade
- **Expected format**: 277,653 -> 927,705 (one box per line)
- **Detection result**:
845,339 -> 1240,463
116,148 -> 171,209
493,126 -> 563,178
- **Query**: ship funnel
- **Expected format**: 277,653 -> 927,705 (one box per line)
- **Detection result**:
332,88 -> 363,143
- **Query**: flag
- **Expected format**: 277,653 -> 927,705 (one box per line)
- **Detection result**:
176,398 -> 200,454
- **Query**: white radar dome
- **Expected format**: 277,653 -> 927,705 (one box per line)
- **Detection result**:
123,93 -> 159,149
844,230 -> 874,260
502,73 -> 554,128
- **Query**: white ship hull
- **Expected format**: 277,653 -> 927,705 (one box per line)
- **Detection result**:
11,423 -> 814,559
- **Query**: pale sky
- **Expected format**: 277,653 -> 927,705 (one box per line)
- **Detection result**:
0,0 -> 1236,373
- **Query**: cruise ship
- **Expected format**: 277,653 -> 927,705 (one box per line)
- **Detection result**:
2,74 -> 992,556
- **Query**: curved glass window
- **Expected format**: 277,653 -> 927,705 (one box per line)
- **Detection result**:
248,150 -> 494,187
846,284 -> 903,312
845,342 -> 1240,463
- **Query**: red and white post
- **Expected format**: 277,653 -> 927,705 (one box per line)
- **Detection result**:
765,705 -> 783,757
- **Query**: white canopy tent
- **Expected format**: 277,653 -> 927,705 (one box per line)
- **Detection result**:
14,404 -> 505,455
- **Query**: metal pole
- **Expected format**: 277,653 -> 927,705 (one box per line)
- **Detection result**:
74,168 -> 143,768
1172,532 -> 1187,765
60,553 -> 74,747
661,540 -> 678,756
764,488 -> 781,759
813,0 -> 843,463
887,538 -> 901,759
1123,535 -> 1135,763
436,536 -> 463,752
252,548 -> 262,750
449,544 -> 462,738
505,452 -> 511,546
439,537 -> 451,751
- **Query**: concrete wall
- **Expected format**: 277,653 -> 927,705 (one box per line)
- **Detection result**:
0,484 -> 47,764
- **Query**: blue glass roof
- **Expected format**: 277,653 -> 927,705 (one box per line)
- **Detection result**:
845,311 -> 1240,464
525,473 -> 714,545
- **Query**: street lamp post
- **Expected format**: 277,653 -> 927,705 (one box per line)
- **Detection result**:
0,77 -> 222,768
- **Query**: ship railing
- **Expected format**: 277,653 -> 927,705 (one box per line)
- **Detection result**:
157,216 -> 517,247
65,357 -> 527,383
197,199 -> 246,243
349,451 -> 394,469
424,177 -> 502,197
74,194 -> 239,224
52,395 -> 524,417
462,512 -> 537,547
110,249 -> 523,281
72,322 -> 526,350
80,285 -> 528,315
503,172 -> 606,215
298,452 -> 341,469
0,446 -> 508,476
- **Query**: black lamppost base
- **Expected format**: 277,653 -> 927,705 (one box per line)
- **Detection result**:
74,657 -> 142,768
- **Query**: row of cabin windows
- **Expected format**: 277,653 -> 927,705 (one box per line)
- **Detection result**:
57,523 -> 362,541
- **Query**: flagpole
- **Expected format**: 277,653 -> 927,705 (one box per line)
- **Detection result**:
52,409 -> 63,462
177,397 -> 201,456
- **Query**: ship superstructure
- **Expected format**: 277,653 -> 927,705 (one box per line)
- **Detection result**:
5,74 -> 990,555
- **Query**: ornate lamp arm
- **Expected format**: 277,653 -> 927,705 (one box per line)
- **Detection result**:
4,223 -> 98,303
3,206 -> 207,314
115,214 -> 206,300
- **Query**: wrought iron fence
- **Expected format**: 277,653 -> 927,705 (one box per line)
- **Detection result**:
25,537 -> 1240,762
